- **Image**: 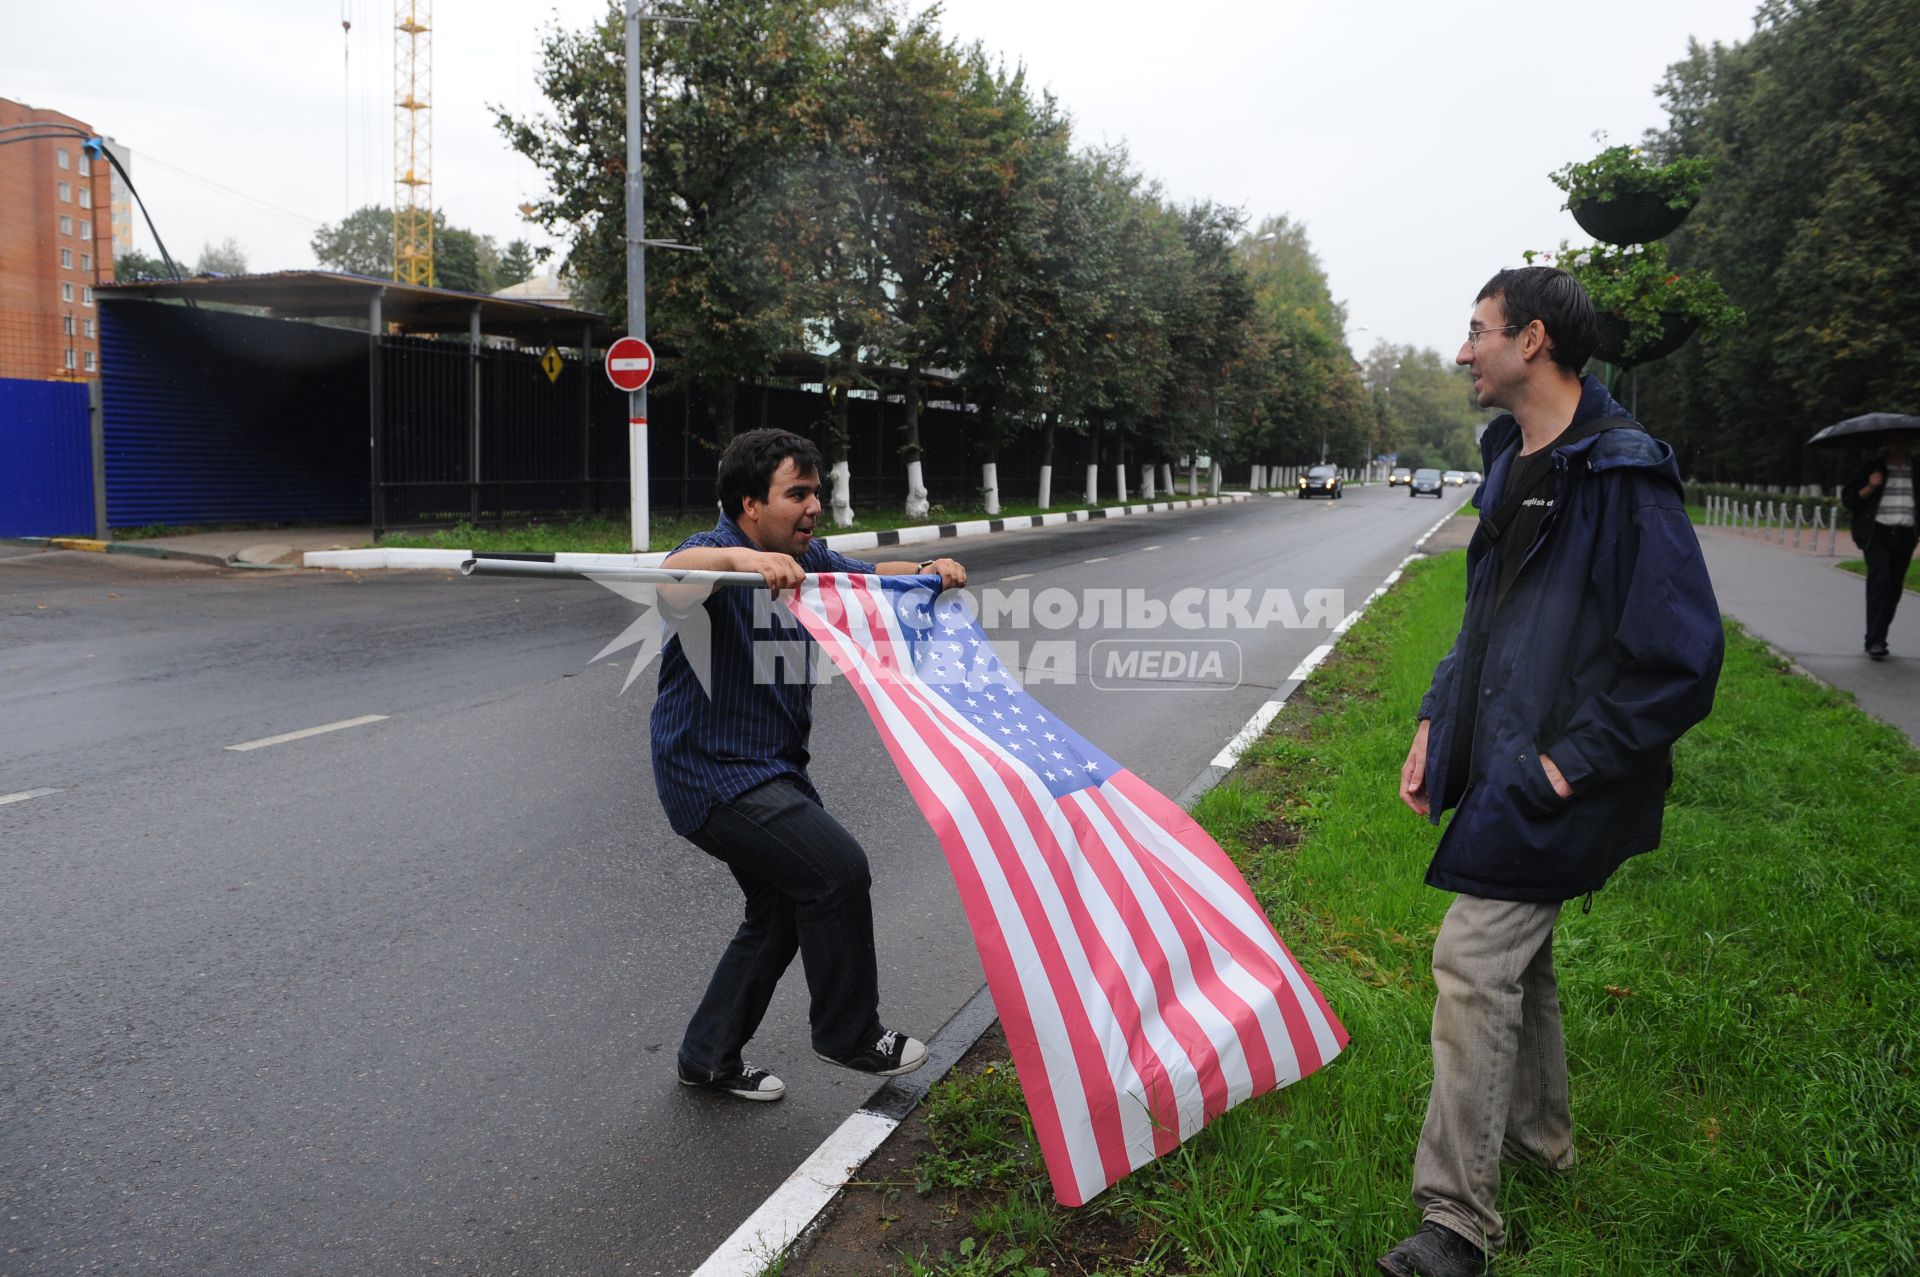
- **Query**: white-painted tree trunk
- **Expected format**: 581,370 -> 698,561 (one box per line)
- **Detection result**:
1209,462 -> 1222,496
1037,464 -> 1053,510
905,459 -> 929,521
1085,463 -> 1099,506
1141,465 -> 1155,500
981,462 -> 1000,516
1188,462 -> 1198,496
1251,464 -> 1265,490
1160,463 -> 1174,497
1114,464 -> 1128,503
830,459 -> 855,527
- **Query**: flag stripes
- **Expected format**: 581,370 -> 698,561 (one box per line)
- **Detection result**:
785,575 -> 1346,1204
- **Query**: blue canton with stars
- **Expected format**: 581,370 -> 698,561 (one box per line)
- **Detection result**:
884,579 -> 1121,800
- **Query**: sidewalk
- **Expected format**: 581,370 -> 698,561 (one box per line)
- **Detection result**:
1698,524 -> 1919,746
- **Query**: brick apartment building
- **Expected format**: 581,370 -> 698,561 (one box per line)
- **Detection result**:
1,97 -> 119,381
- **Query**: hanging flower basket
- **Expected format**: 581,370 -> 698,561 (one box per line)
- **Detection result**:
1570,190 -> 1692,247
1594,311 -> 1701,368
1550,146 -> 1713,246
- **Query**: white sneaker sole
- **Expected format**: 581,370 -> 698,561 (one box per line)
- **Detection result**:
679,1075 -> 785,1102
814,1038 -> 928,1077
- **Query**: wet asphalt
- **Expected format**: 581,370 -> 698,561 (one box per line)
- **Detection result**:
0,486 -> 1453,1275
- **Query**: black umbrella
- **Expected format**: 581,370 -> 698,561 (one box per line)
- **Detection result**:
1806,412 -> 1920,448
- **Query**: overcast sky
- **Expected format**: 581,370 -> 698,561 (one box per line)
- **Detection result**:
7,0 -> 1761,356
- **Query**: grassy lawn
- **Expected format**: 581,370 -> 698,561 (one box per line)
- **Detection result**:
1838,558 -> 1920,593
372,494 -> 1241,556
891,549 -> 1919,1275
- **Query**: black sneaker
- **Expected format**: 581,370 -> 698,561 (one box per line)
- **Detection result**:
1376,1222 -> 1489,1277
814,1028 -> 927,1077
677,1061 -> 785,1102
1867,640 -> 1890,661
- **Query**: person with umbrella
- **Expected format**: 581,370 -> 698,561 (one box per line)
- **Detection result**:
1831,419 -> 1917,660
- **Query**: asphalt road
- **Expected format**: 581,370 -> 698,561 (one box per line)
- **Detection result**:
0,485 -> 1459,1275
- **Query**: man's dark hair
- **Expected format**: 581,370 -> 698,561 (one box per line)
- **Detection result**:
1477,266 -> 1598,373
716,428 -> 823,517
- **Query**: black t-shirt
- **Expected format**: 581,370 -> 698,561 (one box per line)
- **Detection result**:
1491,436 -> 1567,606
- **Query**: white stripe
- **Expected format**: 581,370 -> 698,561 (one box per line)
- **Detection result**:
0,787 -> 62,806
1099,794 -> 1307,1094
1000,572 -> 1033,581
1287,644 -> 1334,682
1102,784 -> 1343,1070
688,1110 -> 897,1277
1084,556 -> 1109,564
608,356 -> 651,371
1211,699 -> 1285,769
225,714 -> 388,752
1068,789 -> 1255,1127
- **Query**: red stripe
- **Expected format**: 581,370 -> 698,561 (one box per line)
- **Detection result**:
1081,786 -> 1279,1099
1110,770 -> 1349,1051
1055,789 -> 1235,1129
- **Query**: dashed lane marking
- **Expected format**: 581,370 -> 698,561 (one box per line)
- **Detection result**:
225,714 -> 390,753
0,787 -> 63,806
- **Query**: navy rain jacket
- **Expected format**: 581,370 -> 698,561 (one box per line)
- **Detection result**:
1417,376 -> 1724,902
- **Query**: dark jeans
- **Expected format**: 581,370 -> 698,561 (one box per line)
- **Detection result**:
678,779 -> 884,1079
1864,522 -> 1917,647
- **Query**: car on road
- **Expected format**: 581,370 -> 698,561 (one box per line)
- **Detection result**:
1409,467 -> 1445,497
1442,469 -> 1468,486
1388,466 -> 1413,487
1297,464 -> 1344,499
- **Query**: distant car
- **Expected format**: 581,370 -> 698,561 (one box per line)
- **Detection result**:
1409,467 -> 1445,498
1297,464 -> 1343,499
1388,466 -> 1413,487
1467,470 -> 1484,485
1442,469 -> 1468,486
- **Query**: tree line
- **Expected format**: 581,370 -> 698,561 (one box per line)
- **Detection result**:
496,0 -> 1399,518
1629,0 -> 1919,485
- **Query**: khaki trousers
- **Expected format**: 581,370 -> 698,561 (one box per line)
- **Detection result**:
1413,894 -> 1575,1252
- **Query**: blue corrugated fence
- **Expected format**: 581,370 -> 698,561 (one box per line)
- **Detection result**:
0,377 -> 94,538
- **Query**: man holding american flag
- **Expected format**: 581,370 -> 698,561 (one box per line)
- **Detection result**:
655,429 -> 965,1102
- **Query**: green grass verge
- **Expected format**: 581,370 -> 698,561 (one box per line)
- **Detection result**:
904,549 -> 1920,1275
372,495 -> 1244,555
1837,558 -> 1920,593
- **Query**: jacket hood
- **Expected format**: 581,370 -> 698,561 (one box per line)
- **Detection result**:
1480,375 -> 1681,493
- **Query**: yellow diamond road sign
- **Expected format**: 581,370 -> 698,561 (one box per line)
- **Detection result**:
540,345 -> 564,383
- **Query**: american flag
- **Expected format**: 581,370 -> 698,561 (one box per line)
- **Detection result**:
783,574 -> 1348,1206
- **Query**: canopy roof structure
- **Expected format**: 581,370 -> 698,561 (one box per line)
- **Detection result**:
97,270 -> 612,345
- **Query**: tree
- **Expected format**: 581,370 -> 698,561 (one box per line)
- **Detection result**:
498,0 -> 844,442
310,205 -> 392,277
1632,0 -> 1920,483
110,247 -> 172,281
195,236 -> 248,276
498,239 -> 538,289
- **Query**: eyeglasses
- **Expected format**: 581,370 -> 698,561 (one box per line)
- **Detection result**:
1465,323 -> 1522,348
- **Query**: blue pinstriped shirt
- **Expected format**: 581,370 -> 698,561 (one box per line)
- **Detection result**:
649,515 -> 877,835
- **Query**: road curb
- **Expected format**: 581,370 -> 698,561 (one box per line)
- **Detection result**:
301,494 -> 1252,571
698,496 -> 1466,1277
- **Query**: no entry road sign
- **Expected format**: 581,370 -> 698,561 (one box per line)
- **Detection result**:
605,336 -> 656,392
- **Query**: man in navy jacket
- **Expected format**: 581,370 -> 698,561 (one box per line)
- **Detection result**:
1379,268 -> 1723,1277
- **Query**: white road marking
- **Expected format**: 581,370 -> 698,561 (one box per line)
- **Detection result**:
1141,544 -> 1162,552
690,1110 -> 899,1277
225,714 -> 389,752
1083,556 -> 1109,564
0,787 -> 62,806
1187,535 -> 1204,540
1000,572 -> 1033,581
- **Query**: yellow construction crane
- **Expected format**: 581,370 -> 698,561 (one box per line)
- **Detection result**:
392,0 -> 432,285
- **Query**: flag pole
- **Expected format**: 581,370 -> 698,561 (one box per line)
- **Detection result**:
461,558 -> 768,587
